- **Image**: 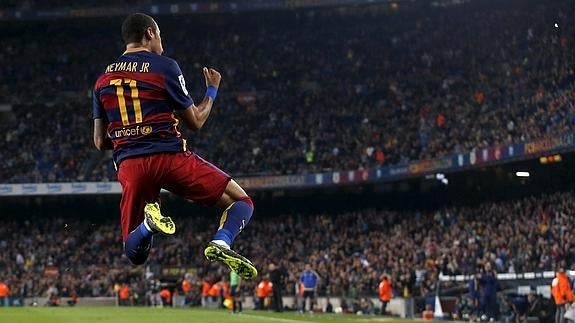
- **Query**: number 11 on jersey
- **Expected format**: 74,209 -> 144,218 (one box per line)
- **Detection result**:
110,78 -> 142,126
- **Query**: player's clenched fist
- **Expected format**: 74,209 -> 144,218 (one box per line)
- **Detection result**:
203,67 -> 221,89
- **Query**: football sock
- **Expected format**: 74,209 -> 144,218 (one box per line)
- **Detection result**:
124,222 -> 153,265
211,239 -> 230,249
142,220 -> 153,234
212,197 -> 254,247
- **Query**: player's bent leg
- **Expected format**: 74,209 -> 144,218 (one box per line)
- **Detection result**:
204,180 -> 258,279
118,155 -> 170,266
211,195 -> 253,247
124,233 -> 153,265
163,154 -> 257,278
124,202 -> 176,265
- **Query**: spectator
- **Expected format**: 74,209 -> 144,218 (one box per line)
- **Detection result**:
159,288 -> 172,307
0,281 -> 9,307
255,275 -> 273,310
552,267 -> 573,323
468,273 -> 480,320
454,295 -> 476,321
201,279 -> 211,308
67,290 -> 78,307
527,291 -> 554,323
269,263 -> 287,312
300,263 -> 320,313
378,274 -> 392,315
47,292 -> 60,306
181,274 -> 192,306
207,282 -> 222,307
479,263 -> 499,320
118,283 -> 130,306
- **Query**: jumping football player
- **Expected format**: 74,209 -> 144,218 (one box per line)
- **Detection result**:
92,13 -> 257,279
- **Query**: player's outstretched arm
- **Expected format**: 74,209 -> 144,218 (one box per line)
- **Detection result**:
93,118 -> 113,151
176,67 -> 221,132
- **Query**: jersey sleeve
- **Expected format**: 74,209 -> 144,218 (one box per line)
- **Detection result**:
92,90 -> 106,120
165,60 -> 195,110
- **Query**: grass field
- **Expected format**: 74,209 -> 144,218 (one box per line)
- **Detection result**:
0,307 -> 434,323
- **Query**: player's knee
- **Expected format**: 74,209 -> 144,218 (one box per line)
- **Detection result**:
239,196 -> 254,210
234,196 -> 254,228
125,250 -> 148,265
128,257 -> 147,266
124,245 -> 149,265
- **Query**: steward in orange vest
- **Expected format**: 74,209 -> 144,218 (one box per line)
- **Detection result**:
378,275 -> 393,315
551,270 -> 573,306
255,278 -> 273,310
551,268 -> 573,323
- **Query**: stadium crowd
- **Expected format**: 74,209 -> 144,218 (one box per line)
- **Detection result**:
1,1 -> 575,182
1,190 -> 574,306
1,0 -> 207,10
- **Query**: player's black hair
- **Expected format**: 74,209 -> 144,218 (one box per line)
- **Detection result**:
121,13 -> 156,45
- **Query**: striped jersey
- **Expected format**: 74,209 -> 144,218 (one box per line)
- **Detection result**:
93,50 -> 194,164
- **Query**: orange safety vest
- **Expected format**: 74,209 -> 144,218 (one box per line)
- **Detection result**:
119,285 -> 130,300
378,279 -> 392,302
0,283 -> 10,297
222,282 -> 231,299
265,281 -> 273,297
182,279 -> 192,294
159,289 -> 171,304
208,284 -> 221,297
298,282 -> 305,296
201,281 -> 211,297
552,272 -> 574,305
256,280 -> 273,298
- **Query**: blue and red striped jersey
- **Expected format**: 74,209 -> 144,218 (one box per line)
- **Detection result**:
93,50 -> 194,164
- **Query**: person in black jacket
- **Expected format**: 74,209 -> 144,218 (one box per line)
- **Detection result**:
269,263 -> 288,312
526,291 -> 554,323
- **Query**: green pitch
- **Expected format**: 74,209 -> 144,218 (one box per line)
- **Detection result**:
1,307 -> 432,323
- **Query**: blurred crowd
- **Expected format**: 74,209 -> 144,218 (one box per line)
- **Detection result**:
1,0 -> 207,10
1,190 -> 574,305
1,1 -> 575,182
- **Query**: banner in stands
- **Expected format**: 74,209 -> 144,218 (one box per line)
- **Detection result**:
0,182 -> 121,196
1,133 -> 575,196
439,271 -> 556,282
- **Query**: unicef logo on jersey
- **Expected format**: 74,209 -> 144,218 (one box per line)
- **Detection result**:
141,126 -> 152,135
113,125 -> 153,138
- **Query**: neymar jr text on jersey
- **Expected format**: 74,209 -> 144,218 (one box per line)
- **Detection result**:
105,61 -> 150,73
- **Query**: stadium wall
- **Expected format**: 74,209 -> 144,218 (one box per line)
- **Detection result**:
171,295 -> 416,317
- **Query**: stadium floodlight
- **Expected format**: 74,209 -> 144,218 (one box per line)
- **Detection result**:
515,171 -> 530,177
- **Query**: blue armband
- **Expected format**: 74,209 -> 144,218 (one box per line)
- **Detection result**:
205,86 -> 218,101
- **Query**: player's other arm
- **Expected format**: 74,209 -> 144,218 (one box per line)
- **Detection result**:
176,67 -> 221,132
92,90 -> 113,151
93,119 -> 113,151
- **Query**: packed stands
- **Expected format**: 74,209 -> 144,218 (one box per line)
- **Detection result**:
1,191 -> 573,301
1,1 -> 574,182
